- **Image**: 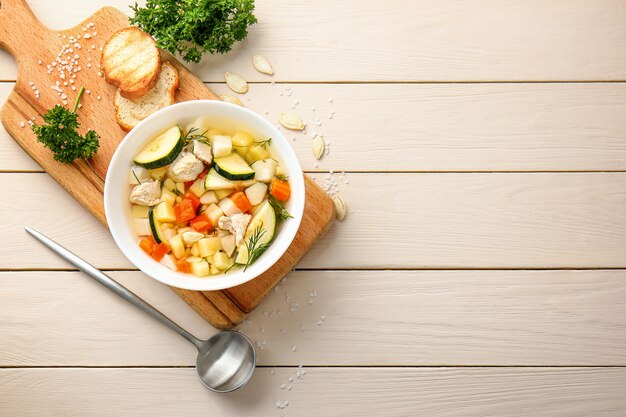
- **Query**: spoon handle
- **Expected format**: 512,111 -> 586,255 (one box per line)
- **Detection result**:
25,227 -> 203,349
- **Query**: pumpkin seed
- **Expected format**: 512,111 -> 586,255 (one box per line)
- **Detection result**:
220,94 -> 244,106
279,112 -> 305,130
224,72 -> 248,94
332,193 -> 347,220
252,55 -> 274,75
312,135 -> 325,159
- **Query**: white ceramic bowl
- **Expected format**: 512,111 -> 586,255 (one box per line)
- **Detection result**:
104,100 -> 305,291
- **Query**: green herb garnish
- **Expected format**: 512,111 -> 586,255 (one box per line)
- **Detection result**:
256,138 -> 271,149
131,170 -> 143,184
31,87 -> 100,164
171,187 -> 183,196
130,0 -> 257,63
183,127 -> 209,144
269,195 -> 293,224
275,174 -> 289,181
226,224 -> 271,273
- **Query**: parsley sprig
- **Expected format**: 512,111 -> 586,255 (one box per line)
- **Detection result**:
31,87 -> 100,164
130,0 -> 257,63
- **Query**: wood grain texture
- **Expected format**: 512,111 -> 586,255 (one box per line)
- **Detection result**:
1,270 -> 625,366
0,1 -> 334,329
3,172 -> 626,269
3,82 -> 626,173
1,367 -> 625,416
1,0 -> 626,82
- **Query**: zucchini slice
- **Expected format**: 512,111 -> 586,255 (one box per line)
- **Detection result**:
235,200 -> 276,265
133,126 -> 184,169
204,168 -> 236,190
213,153 -> 255,181
148,207 -> 166,243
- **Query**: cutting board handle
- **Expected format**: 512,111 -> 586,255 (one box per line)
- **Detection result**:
0,0 -> 47,57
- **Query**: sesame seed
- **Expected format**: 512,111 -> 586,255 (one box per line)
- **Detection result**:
19,121 -> 25,127
97,95 -> 101,100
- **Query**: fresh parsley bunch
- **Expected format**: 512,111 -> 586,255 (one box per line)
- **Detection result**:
31,87 -> 100,164
130,0 -> 257,63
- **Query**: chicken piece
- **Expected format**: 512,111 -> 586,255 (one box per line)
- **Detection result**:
217,213 -> 251,246
167,152 -> 204,182
129,179 -> 161,206
192,140 -> 213,164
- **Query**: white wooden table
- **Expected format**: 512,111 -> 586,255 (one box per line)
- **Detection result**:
2,1 -> 626,415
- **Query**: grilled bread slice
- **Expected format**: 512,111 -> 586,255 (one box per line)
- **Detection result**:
114,62 -> 180,132
101,27 -> 161,99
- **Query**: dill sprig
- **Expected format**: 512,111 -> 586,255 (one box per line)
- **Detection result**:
256,138 -> 272,149
225,224 -> 271,273
269,196 -> 293,224
183,127 -> 209,144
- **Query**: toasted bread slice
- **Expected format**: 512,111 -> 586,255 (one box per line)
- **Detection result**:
102,27 -> 161,100
114,62 -> 180,132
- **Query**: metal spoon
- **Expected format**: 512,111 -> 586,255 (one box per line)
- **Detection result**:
25,226 -> 256,393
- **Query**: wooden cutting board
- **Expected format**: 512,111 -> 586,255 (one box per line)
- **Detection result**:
0,0 -> 335,328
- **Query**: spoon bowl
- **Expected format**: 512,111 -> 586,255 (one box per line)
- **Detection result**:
196,330 -> 256,392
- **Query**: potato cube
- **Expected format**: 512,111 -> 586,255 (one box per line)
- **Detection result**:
131,204 -> 151,218
168,235 -> 185,259
149,166 -> 168,180
214,189 -> 232,200
212,135 -> 233,158
245,182 -> 268,206
191,260 -> 210,277
218,197 -> 242,216
153,202 -> 176,222
160,188 -> 177,206
245,144 -> 270,164
190,242 -> 200,257
198,237 -> 222,257
213,251 -> 233,270
200,191 -> 217,205
204,203 -> 224,226
188,178 -> 206,198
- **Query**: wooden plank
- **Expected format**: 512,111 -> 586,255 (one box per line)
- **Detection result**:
3,82 -> 626,173
3,172 -> 626,269
1,367 -> 625,416
1,270 -> 625,366
2,1 -> 626,82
